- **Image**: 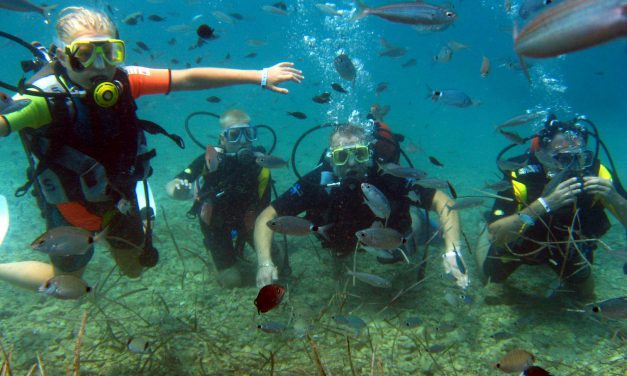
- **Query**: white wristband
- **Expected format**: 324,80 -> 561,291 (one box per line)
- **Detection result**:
538,197 -> 551,214
260,68 -> 268,89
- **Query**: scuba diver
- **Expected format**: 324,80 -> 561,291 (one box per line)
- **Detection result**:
166,109 -> 283,288
254,122 -> 467,289
0,6 -> 303,293
475,115 -> 627,295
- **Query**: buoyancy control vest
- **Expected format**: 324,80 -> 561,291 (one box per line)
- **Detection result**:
22,65 -> 154,206
510,158 -> 612,239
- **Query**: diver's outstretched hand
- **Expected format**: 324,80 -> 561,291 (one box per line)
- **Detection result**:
265,62 -> 304,94
256,263 -> 278,288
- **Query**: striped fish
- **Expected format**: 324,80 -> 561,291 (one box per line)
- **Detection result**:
353,1 -> 456,27
515,0 -> 627,58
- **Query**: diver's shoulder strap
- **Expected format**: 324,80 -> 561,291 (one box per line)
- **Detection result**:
138,119 -> 185,149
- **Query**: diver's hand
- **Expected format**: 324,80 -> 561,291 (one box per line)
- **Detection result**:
165,179 -> 194,200
543,177 -> 582,211
442,249 -> 469,289
264,62 -> 304,94
582,176 -> 616,199
256,262 -> 278,288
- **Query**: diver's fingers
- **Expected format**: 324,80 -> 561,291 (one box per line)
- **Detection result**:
557,177 -> 578,190
281,67 -> 303,76
283,73 -> 304,83
267,85 -> 289,94
274,61 -> 295,68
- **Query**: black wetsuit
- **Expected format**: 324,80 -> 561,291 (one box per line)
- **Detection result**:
484,156 -> 611,284
176,153 -> 270,270
272,163 -> 435,257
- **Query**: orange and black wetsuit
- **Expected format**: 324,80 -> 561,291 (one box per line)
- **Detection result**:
2,65 -> 171,271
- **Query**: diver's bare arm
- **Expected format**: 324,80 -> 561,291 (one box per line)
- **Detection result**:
170,63 -> 303,93
170,68 -> 263,91
488,199 -> 547,246
431,190 -> 461,250
254,205 -> 278,266
606,190 -> 627,228
0,117 -> 9,137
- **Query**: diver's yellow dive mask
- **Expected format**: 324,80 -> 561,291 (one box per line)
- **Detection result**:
65,38 -> 125,70
331,144 -> 370,165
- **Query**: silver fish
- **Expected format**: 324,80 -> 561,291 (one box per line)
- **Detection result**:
447,198 -> 485,211
429,88 -> 477,108
261,4 -> 288,16
257,321 -> 288,333
122,12 -> 144,25
0,1 -> 56,22
353,0 -> 456,27
361,183 -> 391,220
483,180 -> 512,192
403,316 -> 422,328
498,129 -> 526,144
378,162 -> 428,179
127,336 -> 152,354
356,227 -> 406,249
0,92 -> 30,115
379,38 -> 407,57
315,3 -> 344,16
497,159 -> 528,171
586,296 -> 627,320
39,275 -> 92,300
495,349 -> 535,373
495,112 -> 546,130
346,270 -> 392,288
433,45 -> 453,63
332,315 -> 367,334
212,10 -> 235,24
362,245 -> 396,259
414,178 -> 449,189
256,154 -> 288,169
515,0 -> 627,58
333,53 -> 357,81
31,226 -> 99,256
267,216 -> 328,238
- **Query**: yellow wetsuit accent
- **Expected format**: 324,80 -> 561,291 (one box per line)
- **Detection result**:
510,171 -> 528,210
511,164 -> 614,212
2,94 -> 52,133
257,167 -> 270,199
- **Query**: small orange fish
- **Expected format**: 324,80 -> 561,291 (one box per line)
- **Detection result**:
254,284 -> 286,314
480,55 -> 490,78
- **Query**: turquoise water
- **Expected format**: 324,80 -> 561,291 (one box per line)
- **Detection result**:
0,1 -> 625,374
